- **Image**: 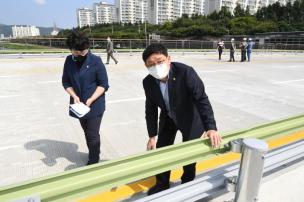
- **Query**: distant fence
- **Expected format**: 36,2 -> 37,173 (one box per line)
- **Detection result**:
6,38 -> 304,50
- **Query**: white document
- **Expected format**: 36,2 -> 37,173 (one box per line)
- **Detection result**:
69,102 -> 90,118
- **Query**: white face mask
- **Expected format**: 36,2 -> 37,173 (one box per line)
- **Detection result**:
148,63 -> 170,80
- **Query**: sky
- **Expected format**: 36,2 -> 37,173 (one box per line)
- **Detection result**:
0,0 -> 114,28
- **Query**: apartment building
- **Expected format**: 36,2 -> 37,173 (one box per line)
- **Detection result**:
12,25 -> 40,38
77,8 -> 95,28
77,0 -> 294,26
93,2 -> 117,24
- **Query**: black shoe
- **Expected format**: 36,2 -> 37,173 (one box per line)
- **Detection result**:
181,179 -> 194,184
86,160 -> 98,166
147,184 -> 169,196
105,63 -> 109,65
115,61 -> 118,65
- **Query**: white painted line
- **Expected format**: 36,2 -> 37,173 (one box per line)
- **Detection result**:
105,120 -> 137,127
287,65 -> 301,68
267,65 -> 303,69
0,144 -> 23,151
37,80 -> 60,84
0,94 -> 23,98
107,97 -> 145,104
200,69 -> 236,73
0,75 -> 22,78
272,79 -> 304,84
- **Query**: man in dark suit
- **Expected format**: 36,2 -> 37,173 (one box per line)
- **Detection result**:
62,30 -> 109,165
106,36 -> 118,65
142,44 -> 221,195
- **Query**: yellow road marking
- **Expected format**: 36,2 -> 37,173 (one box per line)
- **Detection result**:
79,131 -> 304,202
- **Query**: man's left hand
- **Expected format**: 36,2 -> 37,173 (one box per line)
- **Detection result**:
86,98 -> 94,107
202,130 -> 222,148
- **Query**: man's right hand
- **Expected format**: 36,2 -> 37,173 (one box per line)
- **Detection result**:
73,96 -> 80,104
147,137 -> 156,151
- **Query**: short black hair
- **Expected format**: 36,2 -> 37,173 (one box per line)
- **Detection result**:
142,43 -> 168,62
66,30 -> 90,51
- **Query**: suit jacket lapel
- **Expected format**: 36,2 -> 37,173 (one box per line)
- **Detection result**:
168,64 -> 176,109
79,51 -> 92,78
151,77 -> 166,110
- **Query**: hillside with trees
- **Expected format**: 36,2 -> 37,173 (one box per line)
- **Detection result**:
58,0 -> 304,39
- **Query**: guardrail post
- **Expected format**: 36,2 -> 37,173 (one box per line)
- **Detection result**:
18,52 -> 23,59
228,138 -> 268,202
129,40 -> 132,56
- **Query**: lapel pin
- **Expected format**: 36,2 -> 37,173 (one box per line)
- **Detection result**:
173,77 -> 176,81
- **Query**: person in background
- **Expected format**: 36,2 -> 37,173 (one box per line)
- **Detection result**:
62,30 -> 109,165
240,38 -> 248,62
217,39 -> 225,60
142,44 -> 221,195
229,38 -> 236,62
247,38 -> 254,62
106,36 -> 118,65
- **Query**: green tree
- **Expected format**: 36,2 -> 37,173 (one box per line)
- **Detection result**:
234,4 -> 246,17
56,0 -> 304,39
208,11 -> 220,20
219,6 -> 233,20
245,5 -> 250,16
228,16 -> 258,35
256,7 -> 267,20
252,21 -> 278,33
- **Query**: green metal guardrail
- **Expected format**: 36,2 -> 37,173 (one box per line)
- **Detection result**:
1,114 -> 304,202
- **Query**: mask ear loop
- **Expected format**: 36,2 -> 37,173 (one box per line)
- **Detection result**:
81,49 -> 89,56
72,55 -> 77,62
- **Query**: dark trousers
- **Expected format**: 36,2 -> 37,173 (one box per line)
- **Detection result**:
79,115 -> 103,164
247,50 -> 251,62
218,50 -> 223,60
107,51 -> 118,64
155,117 -> 197,187
229,51 -> 235,61
241,50 -> 247,61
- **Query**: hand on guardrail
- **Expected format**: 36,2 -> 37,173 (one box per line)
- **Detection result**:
203,130 -> 222,148
147,136 -> 157,151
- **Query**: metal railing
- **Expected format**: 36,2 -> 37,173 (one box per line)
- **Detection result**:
0,114 -> 303,202
6,38 -> 304,51
135,139 -> 304,202
229,138 -> 268,202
